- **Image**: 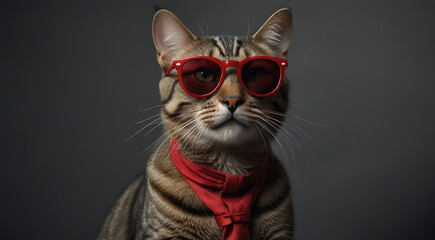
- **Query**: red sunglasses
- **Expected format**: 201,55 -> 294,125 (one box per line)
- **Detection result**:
164,56 -> 288,98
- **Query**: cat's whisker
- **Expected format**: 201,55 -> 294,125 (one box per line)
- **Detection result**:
191,124 -> 206,156
257,116 -> 297,161
144,121 -> 164,137
141,132 -> 169,154
150,133 -> 170,160
258,121 -> 292,161
228,111 -> 299,160
262,109 -> 286,117
266,116 -> 310,149
143,118 -> 198,155
141,131 -> 170,155
256,119 -> 296,159
147,117 -> 200,156
178,128 -> 200,156
255,125 -> 270,160
263,109 -> 322,147
198,126 -> 207,153
135,111 -> 194,143
256,121 -> 291,162
287,122 -> 320,148
125,117 -> 162,142
263,115 -> 309,150
138,109 -> 201,154
147,128 -> 181,157
135,113 -> 161,124
187,126 -> 202,157
133,109 -> 201,144
179,123 -> 200,144
247,18 -> 250,36
197,14 -> 205,37
179,122 -> 202,154
261,114 -> 307,160
247,16 -> 256,36
177,122 -> 196,142
137,104 -> 164,112
289,113 -> 328,127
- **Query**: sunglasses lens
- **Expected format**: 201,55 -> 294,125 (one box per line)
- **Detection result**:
242,59 -> 281,95
181,59 -> 221,96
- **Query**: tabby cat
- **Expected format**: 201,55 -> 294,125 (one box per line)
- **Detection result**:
98,8 -> 294,240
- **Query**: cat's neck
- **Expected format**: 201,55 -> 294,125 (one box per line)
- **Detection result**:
175,139 -> 270,175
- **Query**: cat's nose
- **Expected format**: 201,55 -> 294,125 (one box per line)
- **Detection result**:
222,96 -> 244,113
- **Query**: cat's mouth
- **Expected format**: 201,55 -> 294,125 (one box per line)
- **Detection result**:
200,112 -> 257,144
212,114 -> 249,129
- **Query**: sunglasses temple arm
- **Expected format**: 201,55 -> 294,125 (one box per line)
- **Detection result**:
163,63 -> 175,77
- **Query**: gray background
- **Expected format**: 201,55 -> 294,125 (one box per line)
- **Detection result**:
1,0 -> 434,239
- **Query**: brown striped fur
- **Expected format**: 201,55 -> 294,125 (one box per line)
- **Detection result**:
99,8 -> 294,240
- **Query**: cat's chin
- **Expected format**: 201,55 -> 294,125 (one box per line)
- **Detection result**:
202,121 -> 257,146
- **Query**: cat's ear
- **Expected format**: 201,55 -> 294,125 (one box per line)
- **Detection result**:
253,8 -> 293,57
152,9 -> 196,68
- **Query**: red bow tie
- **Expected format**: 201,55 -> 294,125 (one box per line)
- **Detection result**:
170,139 -> 270,240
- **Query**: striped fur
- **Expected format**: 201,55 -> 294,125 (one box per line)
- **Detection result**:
99,8 -> 294,240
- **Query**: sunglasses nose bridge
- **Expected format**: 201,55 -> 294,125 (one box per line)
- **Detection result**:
223,60 -> 239,70
221,61 -> 241,82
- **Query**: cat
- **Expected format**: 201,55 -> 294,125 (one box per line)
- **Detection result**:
98,8 -> 294,240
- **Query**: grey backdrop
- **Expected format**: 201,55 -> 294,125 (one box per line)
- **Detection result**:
1,0 -> 435,239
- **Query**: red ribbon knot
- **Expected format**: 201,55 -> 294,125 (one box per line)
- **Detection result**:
215,212 -> 251,227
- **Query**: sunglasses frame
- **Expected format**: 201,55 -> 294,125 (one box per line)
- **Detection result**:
164,56 -> 288,98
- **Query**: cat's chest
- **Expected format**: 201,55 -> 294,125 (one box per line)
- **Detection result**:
144,179 -> 292,240
143,153 -> 292,239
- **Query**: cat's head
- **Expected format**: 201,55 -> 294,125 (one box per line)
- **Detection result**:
152,9 -> 292,147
